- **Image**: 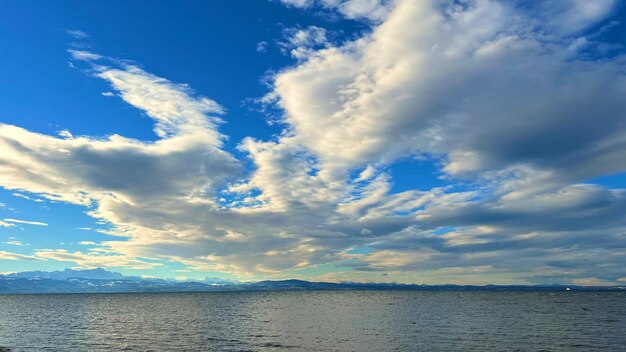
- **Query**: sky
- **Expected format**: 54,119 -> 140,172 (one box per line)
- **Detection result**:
1,0 -> 626,285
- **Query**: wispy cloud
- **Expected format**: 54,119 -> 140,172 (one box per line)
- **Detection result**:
0,219 -> 15,228
68,49 -> 102,61
65,29 -> 89,39
12,192 -> 44,202
256,41 -> 268,53
34,249 -> 161,270
4,240 -> 29,246
0,251 -> 38,261
279,26 -> 329,60
279,0 -> 393,21
2,218 -> 48,226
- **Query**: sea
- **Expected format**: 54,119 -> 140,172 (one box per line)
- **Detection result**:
0,290 -> 624,351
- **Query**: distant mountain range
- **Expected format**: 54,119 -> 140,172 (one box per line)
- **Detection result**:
0,268 -> 623,294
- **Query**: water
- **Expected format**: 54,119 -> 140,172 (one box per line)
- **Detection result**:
0,291 -> 624,351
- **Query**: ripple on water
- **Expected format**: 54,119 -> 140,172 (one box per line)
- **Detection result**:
0,291 -> 624,351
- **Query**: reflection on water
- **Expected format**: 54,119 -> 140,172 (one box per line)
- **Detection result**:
0,291 -> 624,351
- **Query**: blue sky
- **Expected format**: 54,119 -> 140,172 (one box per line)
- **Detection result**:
1,0 -> 626,285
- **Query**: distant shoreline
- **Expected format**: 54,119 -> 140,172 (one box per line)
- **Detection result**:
2,269 -> 624,294
1,281 -> 624,295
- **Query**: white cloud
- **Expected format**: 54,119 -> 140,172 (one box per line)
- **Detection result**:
237,0 -> 626,282
354,165 -> 377,183
97,65 -> 225,140
0,221 -> 15,228
256,41 -> 268,53
65,30 -> 89,39
280,0 -> 393,21
2,218 -> 48,226
0,251 -> 38,261
285,26 -> 328,47
34,249 -> 160,270
531,0 -> 618,35
57,130 -> 73,139
0,62 -> 239,206
279,0 -> 314,8
4,240 -> 29,246
68,50 -> 102,61
12,192 -> 44,202
267,0 -> 626,190
280,26 -> 330,60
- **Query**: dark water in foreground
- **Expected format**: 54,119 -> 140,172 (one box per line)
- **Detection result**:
0,291 -> 624,351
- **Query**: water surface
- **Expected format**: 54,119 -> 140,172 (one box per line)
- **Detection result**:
0,291 -> 624,351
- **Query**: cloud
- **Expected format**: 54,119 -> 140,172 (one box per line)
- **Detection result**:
279,0 -> 314,9
2,218 -> 48,226
1,0 -> 626,283
4,240 -> 29,246
524,0 -> 618,35
12,192 -> 44,202
256,41 -> 268,53
33,249 -> 161,270
244,0 -> 626,282
96,64 -> 225,140
279,0 -> 393,21
65,29 -> 89,39
283,26 -> 328,47
280,26 -> 330,60
0,56 -> 246,270
68,50 -> 102,61
0,58 -> 240,205
268,0 -> 626,188
0,221 -> 15,228
58,130 -> 73,138
0,251 -> 38,261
